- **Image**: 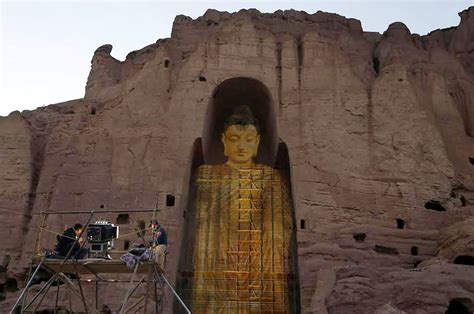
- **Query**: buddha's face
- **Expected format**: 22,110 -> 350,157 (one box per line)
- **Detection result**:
222,124 -> 260,165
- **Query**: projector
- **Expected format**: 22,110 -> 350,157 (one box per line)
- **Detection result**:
87,220 -> 119,257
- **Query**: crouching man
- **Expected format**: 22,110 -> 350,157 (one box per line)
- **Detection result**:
55,223 -> 88,259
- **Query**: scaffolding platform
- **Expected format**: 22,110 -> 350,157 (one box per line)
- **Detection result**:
41,258 -> 164,275
10,210 -> 191,314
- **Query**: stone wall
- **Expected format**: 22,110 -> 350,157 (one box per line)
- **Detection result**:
0,7 -> 473,313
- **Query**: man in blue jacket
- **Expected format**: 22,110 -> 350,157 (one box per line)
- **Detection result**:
150,220 -> 167,268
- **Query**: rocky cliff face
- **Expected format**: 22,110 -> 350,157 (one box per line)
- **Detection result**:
1,7 -> 473,313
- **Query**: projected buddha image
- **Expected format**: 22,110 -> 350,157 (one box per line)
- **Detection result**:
179,105 -> 298,313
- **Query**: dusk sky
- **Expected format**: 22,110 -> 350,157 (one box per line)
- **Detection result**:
1,0 -> 472,117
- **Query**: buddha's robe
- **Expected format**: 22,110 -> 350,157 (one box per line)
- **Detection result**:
183,163 -> 296,313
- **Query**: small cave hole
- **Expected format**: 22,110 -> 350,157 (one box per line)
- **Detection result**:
396,218 -> 405,229
5,278 -> 18,292
166,194 -> 176,207
116,214 -> 130,225
411,246 -> 419,256
424,200 -> 446,212
300,219 -> 306,230
446,299 -> 470,314
123,240 -> 130,250
199,76 -> 207,82
0,284 -> 5,301
353,233 -> 366,243
450,190 -> 456,198
164,59 -> 170,68
296,39 -> 303,67
100,204 -> 104,209
90,107 -> 96,115
372,57 -> 380,74
453,255 -> 474,266
2,255 -> 11,269
469,157 -> 474,165
460,195 -> 467,207
136,220 -> 146,237
374,245 -> 399,255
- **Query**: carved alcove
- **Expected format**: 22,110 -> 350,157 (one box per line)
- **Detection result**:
202,77 -> 278,166
176,77 -> 300,313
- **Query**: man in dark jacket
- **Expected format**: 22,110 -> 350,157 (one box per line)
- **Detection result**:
55,223 -> 88,259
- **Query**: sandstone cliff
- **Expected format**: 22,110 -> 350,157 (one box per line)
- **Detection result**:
1,7 -> 473,313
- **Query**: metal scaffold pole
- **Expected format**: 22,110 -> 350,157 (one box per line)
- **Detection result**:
159,271 -> 191,314
11,211 -> 95,313
9,256 -> 46,314
10,208 -> 192,314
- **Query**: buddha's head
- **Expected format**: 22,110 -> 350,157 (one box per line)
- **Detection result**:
221,106 -> 260,166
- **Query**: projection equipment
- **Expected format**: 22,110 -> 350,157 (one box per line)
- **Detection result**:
87,220 -> 119,258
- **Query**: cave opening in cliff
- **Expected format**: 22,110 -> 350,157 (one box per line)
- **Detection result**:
424,200 -> 446,211
136,220 -> 146,237
446,299 -> 470,314
372,56 -> 380,74
396,218 -> 405,229
5,278 -> 18,292
353,233 -> 366,242
453,255 -> 474,266
116,213 -> 129,224
374,245 -> 399,255
166,194 -> 175,206
469,157 -> 474,165
177,77 -> 300,312
411,246 -> 419,256
123,240 -> 130,250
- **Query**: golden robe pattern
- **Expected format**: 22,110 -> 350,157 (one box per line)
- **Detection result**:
180,163 -> 297,313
